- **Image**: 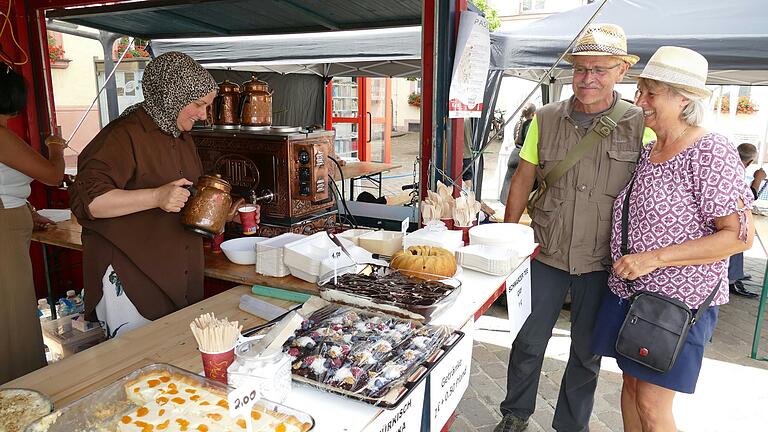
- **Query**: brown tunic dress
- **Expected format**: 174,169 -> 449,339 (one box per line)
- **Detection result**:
70,108 -> 204,320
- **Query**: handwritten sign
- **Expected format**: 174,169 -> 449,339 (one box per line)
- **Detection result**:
329,246 -> 342,283
362,379 -> 426,432
505,258 -> 532,343
228,379 -> 261,430
401,217 -> 410,250
448,11 -> 490,118
429,320 -> 474,432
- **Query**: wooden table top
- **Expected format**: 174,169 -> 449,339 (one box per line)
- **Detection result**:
336,161 -> 401,179
32,219 -> 318,295
2,286 -> 294,406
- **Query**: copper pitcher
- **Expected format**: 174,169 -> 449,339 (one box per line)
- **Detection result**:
180,174 -> 233,238
212,80 -> 241,128
239,76 -> 272,127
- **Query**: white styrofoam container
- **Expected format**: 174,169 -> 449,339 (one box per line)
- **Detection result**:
255,233 -> 306,277
357,230 -> 403,256
336,228 -> 374,246
283,232 -> 357,283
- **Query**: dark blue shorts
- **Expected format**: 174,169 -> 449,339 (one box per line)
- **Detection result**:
591,290 -> 718,394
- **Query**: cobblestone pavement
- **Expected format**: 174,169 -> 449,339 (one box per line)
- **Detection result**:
452,250 -> 768,432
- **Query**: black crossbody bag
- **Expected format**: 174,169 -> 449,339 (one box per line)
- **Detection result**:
614,177 -> 718,373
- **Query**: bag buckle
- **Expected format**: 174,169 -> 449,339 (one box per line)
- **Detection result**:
595,116 -> 617,138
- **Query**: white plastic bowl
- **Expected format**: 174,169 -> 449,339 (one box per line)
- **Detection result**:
220,237 -> 268,265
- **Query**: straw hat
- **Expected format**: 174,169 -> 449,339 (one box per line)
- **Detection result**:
639,46 -> 711,98
564,23 -> 639,65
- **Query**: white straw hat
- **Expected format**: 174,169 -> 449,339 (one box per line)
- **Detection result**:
639,46 -> 711,98
564,23 -> 639,65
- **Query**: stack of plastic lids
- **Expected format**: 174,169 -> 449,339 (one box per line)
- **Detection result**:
255,233 -> 306,277
403,221 -> 464,251
468,223 -> 534,247
455,244 -> 536,276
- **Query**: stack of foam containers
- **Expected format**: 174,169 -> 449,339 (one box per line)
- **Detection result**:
283,232 -> 358,283
255,233 -> 306,277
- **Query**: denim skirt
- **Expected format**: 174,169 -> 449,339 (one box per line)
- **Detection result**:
591,290 -> 718,394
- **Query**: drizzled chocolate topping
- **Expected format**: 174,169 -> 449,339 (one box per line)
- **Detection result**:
328,269 -> 454,306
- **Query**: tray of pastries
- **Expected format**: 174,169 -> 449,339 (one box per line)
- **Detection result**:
25,363 -> 313,432
284,306 -> 464,409
317,264 -> 461,322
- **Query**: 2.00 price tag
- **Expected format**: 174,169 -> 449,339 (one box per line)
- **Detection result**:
228,380 -> 261,430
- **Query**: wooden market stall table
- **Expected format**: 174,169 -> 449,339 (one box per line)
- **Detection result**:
750,214 -> 768,360
31,219 -> 317,318
335,161 -> 402,201
4,259 -> 518,431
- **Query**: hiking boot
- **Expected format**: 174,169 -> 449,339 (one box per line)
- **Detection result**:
494,414 -> 529,432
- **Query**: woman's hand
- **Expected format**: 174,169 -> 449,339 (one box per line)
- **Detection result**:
227,197 -> 246,222
613,251 -> 660,280
32,212 -> 55,231
154,178 -> 192,212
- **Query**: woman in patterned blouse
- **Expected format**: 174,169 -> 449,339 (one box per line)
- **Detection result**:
591,47 -> 755,432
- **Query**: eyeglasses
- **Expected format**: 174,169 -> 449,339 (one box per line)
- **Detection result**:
572,63 -> 622,76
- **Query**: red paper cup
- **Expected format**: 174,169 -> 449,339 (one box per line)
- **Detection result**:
239,205 -> 258,235
454,221 -> 477,245
211,232 -> 225,253
441,218 -> 454,230
200,346 -> 235,384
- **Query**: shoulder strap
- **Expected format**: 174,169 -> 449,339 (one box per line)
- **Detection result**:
541,99 -> 633,190
620,173 -> 719,323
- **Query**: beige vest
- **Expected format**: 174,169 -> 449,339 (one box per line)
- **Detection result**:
531,93 -> 645,274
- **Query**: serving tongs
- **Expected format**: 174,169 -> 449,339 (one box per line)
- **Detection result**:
327,232 -> 357,264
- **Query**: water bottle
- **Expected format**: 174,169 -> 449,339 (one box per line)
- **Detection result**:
66,290 -> 85,314
37,299 -> 52,321
56,298 -> 73,317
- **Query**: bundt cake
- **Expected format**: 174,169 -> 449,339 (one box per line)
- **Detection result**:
390,246 -> 457,279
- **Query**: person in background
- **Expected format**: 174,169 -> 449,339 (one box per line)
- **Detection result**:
497,24 -> 645,432
71,52 -> 247,338
727,143 -> 762,298
592,46 -> 754,432
0,63 -> 66,383
499,102 -> 536,202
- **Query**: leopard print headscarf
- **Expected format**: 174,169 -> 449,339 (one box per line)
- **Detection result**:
121,51 -> 216,137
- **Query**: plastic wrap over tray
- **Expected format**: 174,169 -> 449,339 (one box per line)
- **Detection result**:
25,363 -> 314,432
284,305 -> 464,409
316,264 -> 461,322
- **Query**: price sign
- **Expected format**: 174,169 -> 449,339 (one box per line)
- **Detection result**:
505,258 -> 532,343
401,217 -> 410,250
429,320 -> 474,432
329,246 -> 342,283
362,379 -> 425,432
228,379 -> 261,430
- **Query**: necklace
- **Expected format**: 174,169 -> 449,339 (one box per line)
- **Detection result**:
652,126 -> 689,157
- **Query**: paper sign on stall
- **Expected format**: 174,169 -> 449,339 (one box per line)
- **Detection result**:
362,379 -> 426,432
228,379 -> 260,431
505,259 -> 532,343
448,11 -> 490,118
429,320 -> 474,432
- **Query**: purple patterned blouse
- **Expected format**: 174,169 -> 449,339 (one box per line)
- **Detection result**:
607,132 -> 753,308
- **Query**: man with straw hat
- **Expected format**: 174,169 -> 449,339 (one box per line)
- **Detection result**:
498,24 -> 647,432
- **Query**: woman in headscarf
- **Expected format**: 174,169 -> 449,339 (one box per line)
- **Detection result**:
71,52 -> 224,336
